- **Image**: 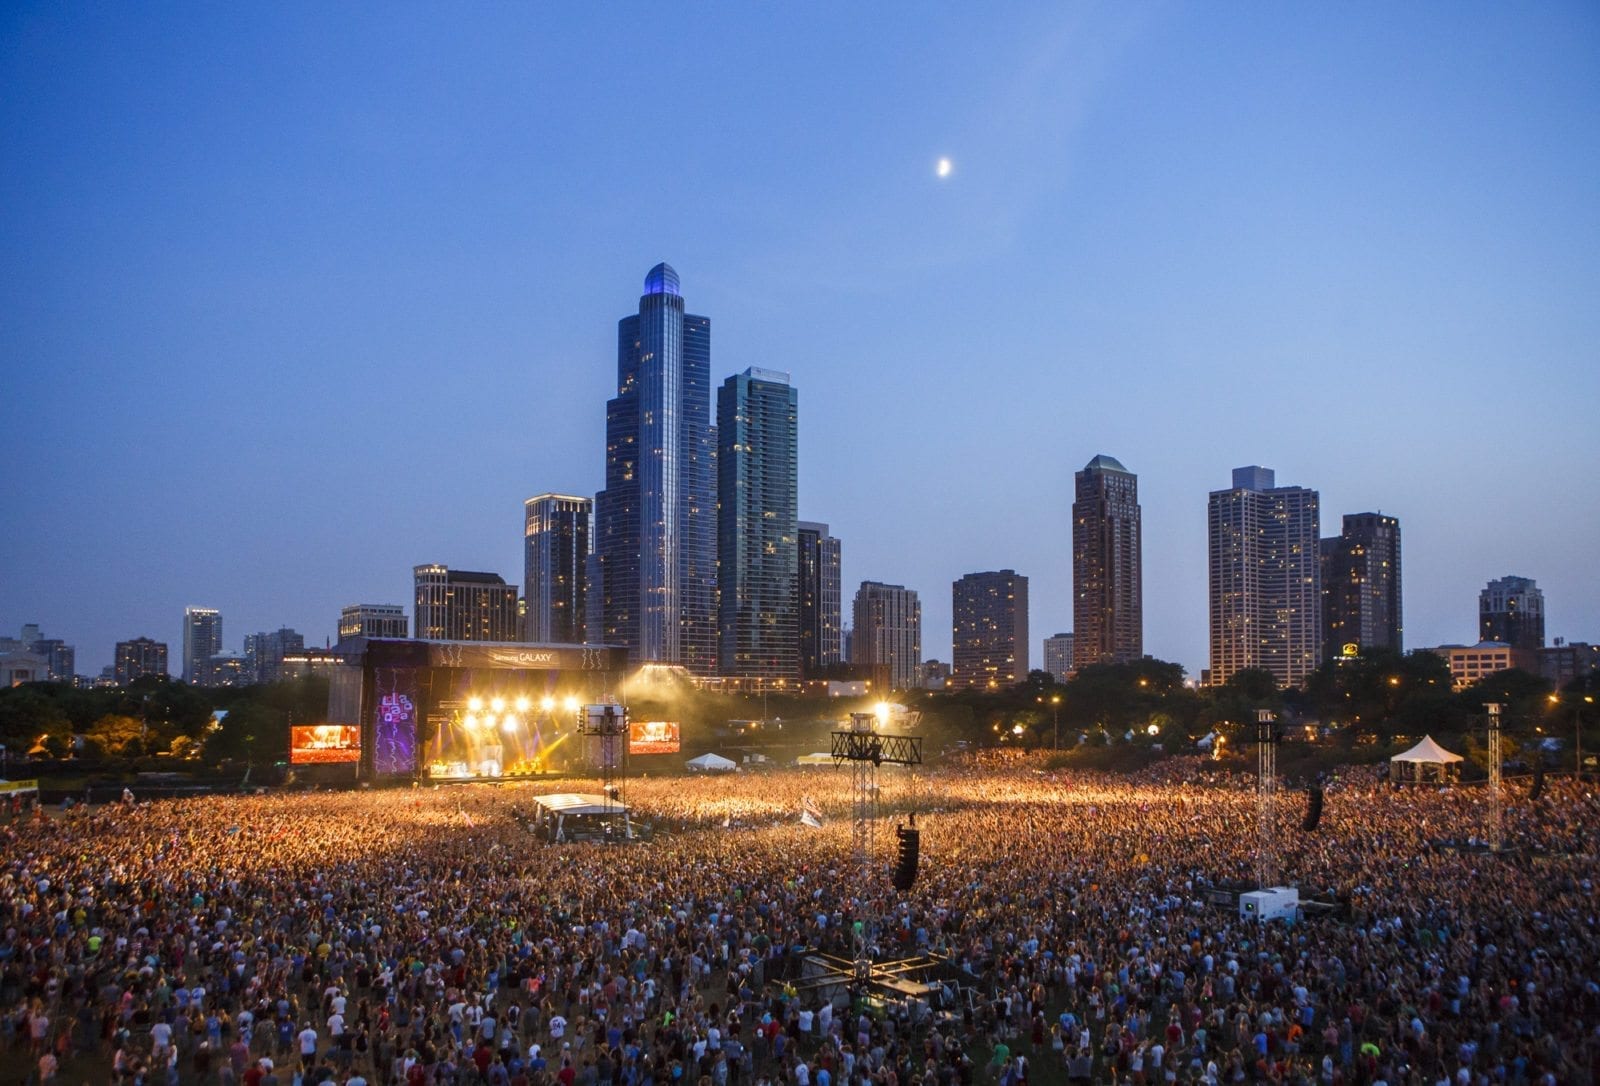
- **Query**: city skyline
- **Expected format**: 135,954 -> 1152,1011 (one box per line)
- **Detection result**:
3,6 -> 1597,678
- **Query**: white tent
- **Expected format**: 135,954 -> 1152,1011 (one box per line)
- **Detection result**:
1390,735 -> 1464,783
686,752 -> 738,773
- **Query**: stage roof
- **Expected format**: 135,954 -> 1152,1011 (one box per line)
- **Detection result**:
530,792 -> 628,816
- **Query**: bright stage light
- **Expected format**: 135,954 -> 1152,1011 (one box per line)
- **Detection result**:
468,696 -> 484,712
464,713 -> 480,729
564,696 -> 580,713
540,696 -> 555,713
490,697 -> 506,713
502,716 -> 518,733
874,702 -> 891,723
515,696 -> 531,713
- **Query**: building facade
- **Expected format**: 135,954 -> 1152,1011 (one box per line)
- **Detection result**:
798,521 -> 842,676
414,564 -> 520,642
851,582 -> 922,692
243,627 -> 305,684
1480,576 -> 1545,651
114,638 -> 169,684
182,607 -> 222,685
1208,466 -> 1321,688
951,570 -> 1030,690
523,494 -> 591,644
1072,454 -> 1143,668
1320,512 -> 1402,661
339,604 -> 409,642
591,263 -> 718,672
1417,642 -> 1540,691
717,368 -> 800,679
1043,633 -> 1075,683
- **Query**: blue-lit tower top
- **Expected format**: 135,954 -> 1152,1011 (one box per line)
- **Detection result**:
643,262 -> 681,297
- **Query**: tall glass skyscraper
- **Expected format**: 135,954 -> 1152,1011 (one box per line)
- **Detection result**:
524,493 -> 591,644
1072,454 -> 1143,669
798,521 -> 842,676
717,368 -> 799,678
592,263 -> 718,672
182,606 -> 221,684
1320,512 -> 1402,661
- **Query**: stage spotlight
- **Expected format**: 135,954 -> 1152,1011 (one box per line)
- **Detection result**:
468,696 -> 484,712
464,713 -> 480,729
502,716 -> 518,733
491,697 -> 506,713
540,696 -> 555,713
515,696 -> 531,713
564,696 -> 580,713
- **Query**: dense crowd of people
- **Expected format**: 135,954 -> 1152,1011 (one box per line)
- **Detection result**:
1,758 -> 1596,1086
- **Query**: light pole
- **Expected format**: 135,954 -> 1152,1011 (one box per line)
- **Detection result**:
1051,694 -> 1061,752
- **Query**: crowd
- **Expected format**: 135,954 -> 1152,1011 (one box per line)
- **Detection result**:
1,759 -> 1596,1086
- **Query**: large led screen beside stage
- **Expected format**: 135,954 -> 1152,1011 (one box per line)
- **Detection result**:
290,725 -> 361,764
629,720 -> 681,754
372,668 -> 420,776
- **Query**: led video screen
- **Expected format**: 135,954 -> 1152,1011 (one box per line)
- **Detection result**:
290,724 -> 361,764
628,720 -> 681,755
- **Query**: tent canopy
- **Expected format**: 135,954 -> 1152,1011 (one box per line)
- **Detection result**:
686,752 -> 737,772
1391,735 -> 1464,764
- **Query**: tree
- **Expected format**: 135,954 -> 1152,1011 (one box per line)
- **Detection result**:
87,714 -> 146,757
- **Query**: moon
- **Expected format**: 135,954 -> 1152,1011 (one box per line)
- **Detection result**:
936,156 -> 953,179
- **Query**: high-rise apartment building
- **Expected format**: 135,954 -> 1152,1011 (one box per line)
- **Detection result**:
115,637 -> 168,684
1208,466 -> 1321,688
1072,454 -> 1143,668
182,607 -> 222,685
851,582 -> 922,692
243,627 -> 305,684
523,494 -> 591,644
1480,575 -> 1545,651
338,604 -> 409,642
414,564 -> 519,642
1043,633 -> 1075,683
591,263 -> 717,672
798,521 -> 842,676
1320,513 -> 1402,660
717,368 -> 800,678
951,570 -> 1030,690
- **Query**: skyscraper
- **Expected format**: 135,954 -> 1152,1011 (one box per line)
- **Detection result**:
717,368 -> 800,678
523,493 -> 591,644
1043,633 -> 1075,683
1320,512 -> 1402,660
1072,454 -> 1143,668
851,582 -> 922,692
115,637 -> 168,684
1480,575 -> 1545,650
1208,466 -> 1321,688
338,604 -> 409,642
951,570 -> 1030,690
798,521 -> 842,676
591,263 -> 717,672
182,607 -> 222,685
243,627 -> 305,684
414,564 -> 519,642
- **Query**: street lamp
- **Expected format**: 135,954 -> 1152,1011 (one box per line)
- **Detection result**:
1051,694 -> 1061,752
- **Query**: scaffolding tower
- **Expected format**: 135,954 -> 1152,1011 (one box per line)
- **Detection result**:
1256,709 -> 1278,889
831,711 -> 922,981
1486,702 -> 1503,851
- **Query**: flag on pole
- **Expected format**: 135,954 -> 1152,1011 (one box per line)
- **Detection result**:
800,794 -> 823,828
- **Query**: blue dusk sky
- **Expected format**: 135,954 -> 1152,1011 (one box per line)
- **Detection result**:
3,3 -> 1597,677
